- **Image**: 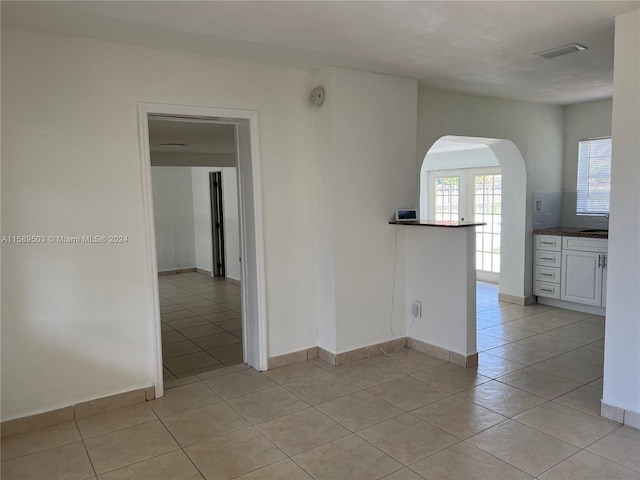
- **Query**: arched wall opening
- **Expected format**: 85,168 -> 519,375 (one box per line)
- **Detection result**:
420,136 -> 528,302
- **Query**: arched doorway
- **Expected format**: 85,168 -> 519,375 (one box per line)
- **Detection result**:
420,136 -> 527,302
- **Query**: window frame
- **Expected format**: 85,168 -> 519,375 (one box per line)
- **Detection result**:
576,136 -> 612,216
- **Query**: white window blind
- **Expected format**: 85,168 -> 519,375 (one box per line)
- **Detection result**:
577,137 -> 612,215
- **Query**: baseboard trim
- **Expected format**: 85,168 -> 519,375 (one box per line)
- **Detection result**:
226,277 -> 241,286
537,297 -> 606,316
499,293 -> 536,306
1,386 -> 155,437
601,401 -> 640,429
408,338 -> 478,367
268,347 -> 319,369
158,268 -> 197,276
196,268 -> 212,276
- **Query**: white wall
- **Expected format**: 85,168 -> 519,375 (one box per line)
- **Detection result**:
417,89 -> 565,300
603,9 -> 640,420
562,99 -> 612,229
191,167 -> 241,280
404,227 -> 476,355
423,146 -> 499,172
314,67 -> 418,354
151,167 -> 196,271
1,28 -> 317,420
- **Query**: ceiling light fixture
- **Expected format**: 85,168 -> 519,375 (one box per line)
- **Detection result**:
536,43 -> 587,59
159,143 -> 187,148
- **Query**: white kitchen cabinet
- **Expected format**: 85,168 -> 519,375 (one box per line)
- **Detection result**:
534,233 -> 607,310
560,237 -> 608,308
561,250 -> 604,306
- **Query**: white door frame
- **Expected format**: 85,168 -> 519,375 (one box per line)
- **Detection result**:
137,103 -> 268,398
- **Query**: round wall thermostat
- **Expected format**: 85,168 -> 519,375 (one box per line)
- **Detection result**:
310,86 -> 325,106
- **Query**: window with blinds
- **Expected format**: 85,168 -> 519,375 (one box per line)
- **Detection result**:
577,137 -> 612,215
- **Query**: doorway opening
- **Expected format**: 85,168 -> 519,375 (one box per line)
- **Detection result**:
420,135 -> 527,302
138,104 -> 267,398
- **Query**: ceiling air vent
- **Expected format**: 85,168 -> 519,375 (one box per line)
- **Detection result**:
536,43 -> 587,59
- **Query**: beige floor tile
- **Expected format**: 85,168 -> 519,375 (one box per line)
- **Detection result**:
1,421 -> 80,461
192,332 -> 241,350
539,450 -> 639,480
178,324 -> 226,339
367,376 -> 450,411
204,369 -> 277,399
265,361 -> 327,384
358,413 -> 458,464
185,427 -> 286,480
149,382 -> 221,418
562,345 -> 605,366
77,404 -> 157,439
161,310 -> 199,322
458,380 -> 546,417
410,442 -> 533,480
180,299 -> 216,309
164,351 -> 221,374
410,363 -> 490,394
316,390 -> 404,431
477,309 -> 524,323
333,361 -> 404,389
227,386 -> 309,424
477,333 -> 510,351
546,322 -> 604,344
257,407 -> 349,456
473,352 -> 526,378
84,420 -> 178,474
381,468 -> 425,480
162,340 -> 203,359
467,420 -> 579,477
554,385 -> 603,416
588,377 -> 604,390
164,375 -> 200,389
234,459 -> 313,479
162,330 -> 188,345
98,450 -> 203,480
591,339 -> 605,349
161,322 -> 175,332
411,395 -> 507,439
189,304 -> 231,315
195,363 -> 251,380
532,356 -> 603,384
587,427 -> 640,472
165,316 -> 211,330
516,334 -> 584,355
498,367 -> 582,400
283,372 -> 360,405
479,324 -> 537,342
161,401 -> 250,447
292,434 -> 402,480
370,351 -> 447,374
160,304 -> 184,314
514,402 -> 619,448
499,304 -> 555,316
208,344 -> 244,364
204,311 -> 242,323
485,343 -> 556,366
0,441 -> 94,480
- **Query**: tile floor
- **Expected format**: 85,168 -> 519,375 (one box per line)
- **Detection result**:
2,282 -> 639,479
159,272 -> 243,380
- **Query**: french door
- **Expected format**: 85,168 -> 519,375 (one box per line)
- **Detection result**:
428,167 -> 502,281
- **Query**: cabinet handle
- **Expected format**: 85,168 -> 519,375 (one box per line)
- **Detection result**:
541,241 -> 554,245
541,257 -> 554,261
540,273 -> 553,277
598,254 -> 602,268
540,288 -> 554,293
603,254 -> 607,269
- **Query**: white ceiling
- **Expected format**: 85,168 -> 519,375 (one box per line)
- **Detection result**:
2,1 -> 638,105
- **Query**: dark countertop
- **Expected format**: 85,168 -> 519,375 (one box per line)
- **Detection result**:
533,227 -> 608,239
389,220 -> 486,228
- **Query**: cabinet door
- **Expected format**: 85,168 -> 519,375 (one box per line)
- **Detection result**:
561,250 -> 603,306
601,255 -> 608,308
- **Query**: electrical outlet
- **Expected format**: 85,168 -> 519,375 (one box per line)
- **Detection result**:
411,301 -> 422,318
